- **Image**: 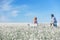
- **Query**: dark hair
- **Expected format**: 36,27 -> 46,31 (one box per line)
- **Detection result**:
51,14 -> 54,17
34,17 -> 37,20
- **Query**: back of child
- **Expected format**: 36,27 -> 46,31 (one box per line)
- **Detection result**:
50,14 -> 57,27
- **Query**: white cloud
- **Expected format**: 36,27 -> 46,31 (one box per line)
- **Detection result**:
2,0 -> 14,4
0,0 -> 13,11
0,0 -> 14,22
2,4 -> 11,11
0,0 -> 29,22
0,16 -> 5,21
0,15 -> 7,21
11,10 -> 19,17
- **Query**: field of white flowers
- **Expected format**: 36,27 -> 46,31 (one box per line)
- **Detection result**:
0,23 -> 60,40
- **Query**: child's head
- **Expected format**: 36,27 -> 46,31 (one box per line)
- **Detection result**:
34,17 -> 37,20
51,14 -> 54,18
33,17 -> 37,24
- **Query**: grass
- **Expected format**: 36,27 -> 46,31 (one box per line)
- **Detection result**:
0,24 -> 60,40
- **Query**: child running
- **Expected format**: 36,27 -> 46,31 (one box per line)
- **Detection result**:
50,14 -> 57,27
34,17 -> 38,24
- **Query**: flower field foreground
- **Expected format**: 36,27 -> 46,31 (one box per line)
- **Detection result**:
0,23 -> 60,40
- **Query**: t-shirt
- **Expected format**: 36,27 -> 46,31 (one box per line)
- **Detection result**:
51,17 -> 57,23
34,20 -> 37,24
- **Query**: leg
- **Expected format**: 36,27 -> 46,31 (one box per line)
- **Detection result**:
50,23 -> 53,26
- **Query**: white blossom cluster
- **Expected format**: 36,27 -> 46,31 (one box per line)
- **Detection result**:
0,25 -> 60,40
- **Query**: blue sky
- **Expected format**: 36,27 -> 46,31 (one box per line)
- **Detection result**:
0,0 -> 60,23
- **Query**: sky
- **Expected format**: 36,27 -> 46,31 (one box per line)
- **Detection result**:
0,0 -> 60,23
